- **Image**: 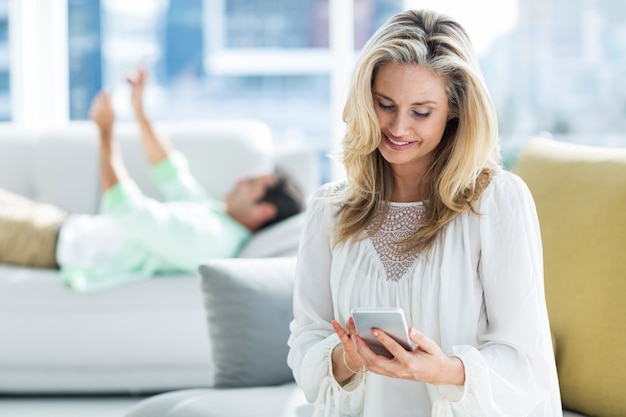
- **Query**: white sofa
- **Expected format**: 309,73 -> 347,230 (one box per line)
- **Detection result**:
125,139 -> 606,417
0,120 -> 319,395
1,125 -> 597,417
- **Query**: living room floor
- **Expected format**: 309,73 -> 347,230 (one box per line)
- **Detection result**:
0,396 -> 145,417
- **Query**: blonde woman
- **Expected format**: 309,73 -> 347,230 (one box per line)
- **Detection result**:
288,9 -> 562,417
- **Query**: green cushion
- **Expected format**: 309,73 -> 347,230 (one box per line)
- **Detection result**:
512,137 -> 626,417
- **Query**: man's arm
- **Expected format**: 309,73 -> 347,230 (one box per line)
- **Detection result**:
127,65 -> 173,166
90,91 -> 128,193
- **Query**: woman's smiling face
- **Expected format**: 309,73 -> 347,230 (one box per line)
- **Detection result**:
373,61 -> 450,178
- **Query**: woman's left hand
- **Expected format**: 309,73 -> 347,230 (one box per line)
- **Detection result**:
354,327 -> 466,386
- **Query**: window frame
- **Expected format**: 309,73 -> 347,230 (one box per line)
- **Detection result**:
10,0 -> 69,126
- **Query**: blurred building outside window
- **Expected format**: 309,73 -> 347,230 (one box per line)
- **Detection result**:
66,0 -> 404,182
0,0 -> 9,121
3,0 -> 626,181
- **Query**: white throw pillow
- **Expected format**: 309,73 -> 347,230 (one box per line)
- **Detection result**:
237,213 -> 304,258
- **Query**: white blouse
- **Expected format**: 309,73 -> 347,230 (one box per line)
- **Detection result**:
287,170 -> 563,417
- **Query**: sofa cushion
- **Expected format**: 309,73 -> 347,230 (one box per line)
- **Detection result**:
512,137 -> 626,417
0,127 -> 37,198
199,257 -> 297,388
0,266 -> 213,393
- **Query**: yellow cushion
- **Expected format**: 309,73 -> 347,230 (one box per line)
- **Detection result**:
512,137 -> 626,417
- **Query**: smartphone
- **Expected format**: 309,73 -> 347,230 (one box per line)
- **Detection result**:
351,307 -> 412,358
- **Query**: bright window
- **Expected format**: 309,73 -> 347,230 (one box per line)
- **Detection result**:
4,0 -> 625,175
67,0 -> 404,171
410,0 -> 626,149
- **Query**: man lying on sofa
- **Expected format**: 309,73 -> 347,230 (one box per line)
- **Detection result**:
0,66 -> 304,292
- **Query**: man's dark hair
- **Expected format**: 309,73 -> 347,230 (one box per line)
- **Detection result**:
258,168 -> 305,230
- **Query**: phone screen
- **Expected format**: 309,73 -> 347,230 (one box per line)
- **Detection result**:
351,307 -> 412,358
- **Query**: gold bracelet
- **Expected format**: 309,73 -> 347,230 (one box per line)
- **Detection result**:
343,351 -> 368,374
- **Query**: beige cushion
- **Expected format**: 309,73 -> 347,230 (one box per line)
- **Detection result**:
513,137 -> 626,417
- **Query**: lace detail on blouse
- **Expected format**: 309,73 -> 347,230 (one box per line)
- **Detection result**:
366,203 -> 427,282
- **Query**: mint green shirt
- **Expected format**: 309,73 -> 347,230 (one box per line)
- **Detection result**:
59,151 -> 251,292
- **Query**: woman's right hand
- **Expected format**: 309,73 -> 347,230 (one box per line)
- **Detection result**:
331,318 -> 366,384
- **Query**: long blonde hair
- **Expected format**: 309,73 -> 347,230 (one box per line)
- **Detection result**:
334,9 -> 501,253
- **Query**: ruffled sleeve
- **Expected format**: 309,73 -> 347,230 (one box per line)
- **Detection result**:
434,171 -> 560,416
287,182 -> 366,417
